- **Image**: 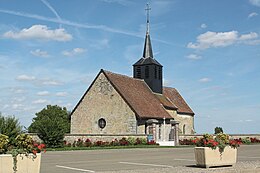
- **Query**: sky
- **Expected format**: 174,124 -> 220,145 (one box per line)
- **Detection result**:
0,0 -> 260,134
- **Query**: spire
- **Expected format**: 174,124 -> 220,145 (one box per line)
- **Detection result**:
145,3 -> 151,34
143,3 -> 153,59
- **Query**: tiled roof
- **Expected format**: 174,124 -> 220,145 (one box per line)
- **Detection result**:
153,93 -> 177,110
163,87 -> 194,115
103,70 -> 172,119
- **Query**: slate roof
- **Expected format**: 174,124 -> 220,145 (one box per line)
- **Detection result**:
133,57 -> 162,66
133,33 -> 162,67
103,70 -> 194,118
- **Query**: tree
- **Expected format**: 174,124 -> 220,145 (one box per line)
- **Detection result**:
214,127 -> 223,134
0,113 -> 22,143
28,105 -> 70,148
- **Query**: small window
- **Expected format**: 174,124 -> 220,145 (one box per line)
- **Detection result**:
154,66 -> 157,79
145,66 -> 149,78
183,124 -> 186,135
136,67 -> 141,78
98,118 -> 106,129
158,67 -> 162,80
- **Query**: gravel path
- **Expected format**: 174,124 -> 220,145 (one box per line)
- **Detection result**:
101,161 -> 260,173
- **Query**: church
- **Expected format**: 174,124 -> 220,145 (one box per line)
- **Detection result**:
70,6 -> 195,143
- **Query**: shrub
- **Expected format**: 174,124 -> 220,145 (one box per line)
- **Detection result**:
76,139 -> 84,147
127,137 -> 136,145
84,139 -> 92,147
110,139 -> 120,146
139,137 -> 147,145
250,138 -> 260,143
241,137 -> 251,144
0,134 -> 9,154
119,137 -> 129,146
214,127 -> 223,134
0,114 -> 22,144
147,140 -> 157,145
179,139 -> 194,145
94,141 -> 105,147
28,105 -> 70,148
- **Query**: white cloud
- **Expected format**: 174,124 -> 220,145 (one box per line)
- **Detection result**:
30,49 -> 50,57
56,92 -> 67,97
249,0 -> 260,7
14,89 -> 26,94
37,91 -> 50,96
12,104 -> 23,109
16,74 -> 35,81
32,99 -> 48,104
3,25 -> 72,41
186,54 -> 202,60
41,79 -> 62,86
187,31 -> 259,50
199,78 -> 211,83
62,48 -> 86,56
200,23 -> 207,29
248,12 -> 258,18
0,9 -> 140,38
239,32 -> 258,40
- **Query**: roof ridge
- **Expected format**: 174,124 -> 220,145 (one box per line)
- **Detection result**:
102,69 -> 145,82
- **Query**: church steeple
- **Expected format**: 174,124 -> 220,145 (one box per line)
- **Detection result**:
143,3 -> 153,59
133,3 -> 163,94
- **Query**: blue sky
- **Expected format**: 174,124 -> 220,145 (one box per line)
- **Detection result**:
0,0 -> 259,134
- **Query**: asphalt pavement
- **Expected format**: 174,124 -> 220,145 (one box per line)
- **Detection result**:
40,145 -> 260,173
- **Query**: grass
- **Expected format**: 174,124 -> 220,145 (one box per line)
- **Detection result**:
46,144 -> 194,151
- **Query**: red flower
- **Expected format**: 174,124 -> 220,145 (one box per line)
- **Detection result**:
32,150 -> 37,155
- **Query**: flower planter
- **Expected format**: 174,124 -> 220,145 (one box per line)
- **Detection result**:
194,146 -> 237,168
0,153 -> 41,173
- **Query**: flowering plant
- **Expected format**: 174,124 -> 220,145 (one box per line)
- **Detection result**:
0,133 -> 46,172
192,133 -> 241,152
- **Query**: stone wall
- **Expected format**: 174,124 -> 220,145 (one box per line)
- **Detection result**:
166,110 -> 194,135
28,133 -> 147,143
179,134 -> 260,140
71,72 -> 137,134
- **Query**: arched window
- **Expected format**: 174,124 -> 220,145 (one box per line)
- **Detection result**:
183,124 -> 186,135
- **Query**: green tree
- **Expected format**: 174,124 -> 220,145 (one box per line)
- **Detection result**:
214,127 -> 223,134
0,113 -> 22,144
28,105 -> 70,148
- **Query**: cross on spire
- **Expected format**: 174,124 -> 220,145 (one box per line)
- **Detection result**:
145,3 -> 151,34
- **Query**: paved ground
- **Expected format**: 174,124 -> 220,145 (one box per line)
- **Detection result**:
41,145 -> 260,173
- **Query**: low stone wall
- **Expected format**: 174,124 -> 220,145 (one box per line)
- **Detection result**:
64,134 -> 147,143
179,134 -> 260,140
28,133 -> 147,143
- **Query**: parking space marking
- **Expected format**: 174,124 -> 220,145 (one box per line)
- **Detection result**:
56,165 -> 95,173
119,161 -> 173,168
174,159 -> 195,162
240,156 -> 260,159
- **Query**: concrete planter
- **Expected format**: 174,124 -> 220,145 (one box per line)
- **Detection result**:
194,146 -> 237,168
0,153 -> 41,173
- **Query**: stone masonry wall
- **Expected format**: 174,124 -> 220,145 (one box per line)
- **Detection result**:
167,110 -> 195,135
71,72 -> 137,134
